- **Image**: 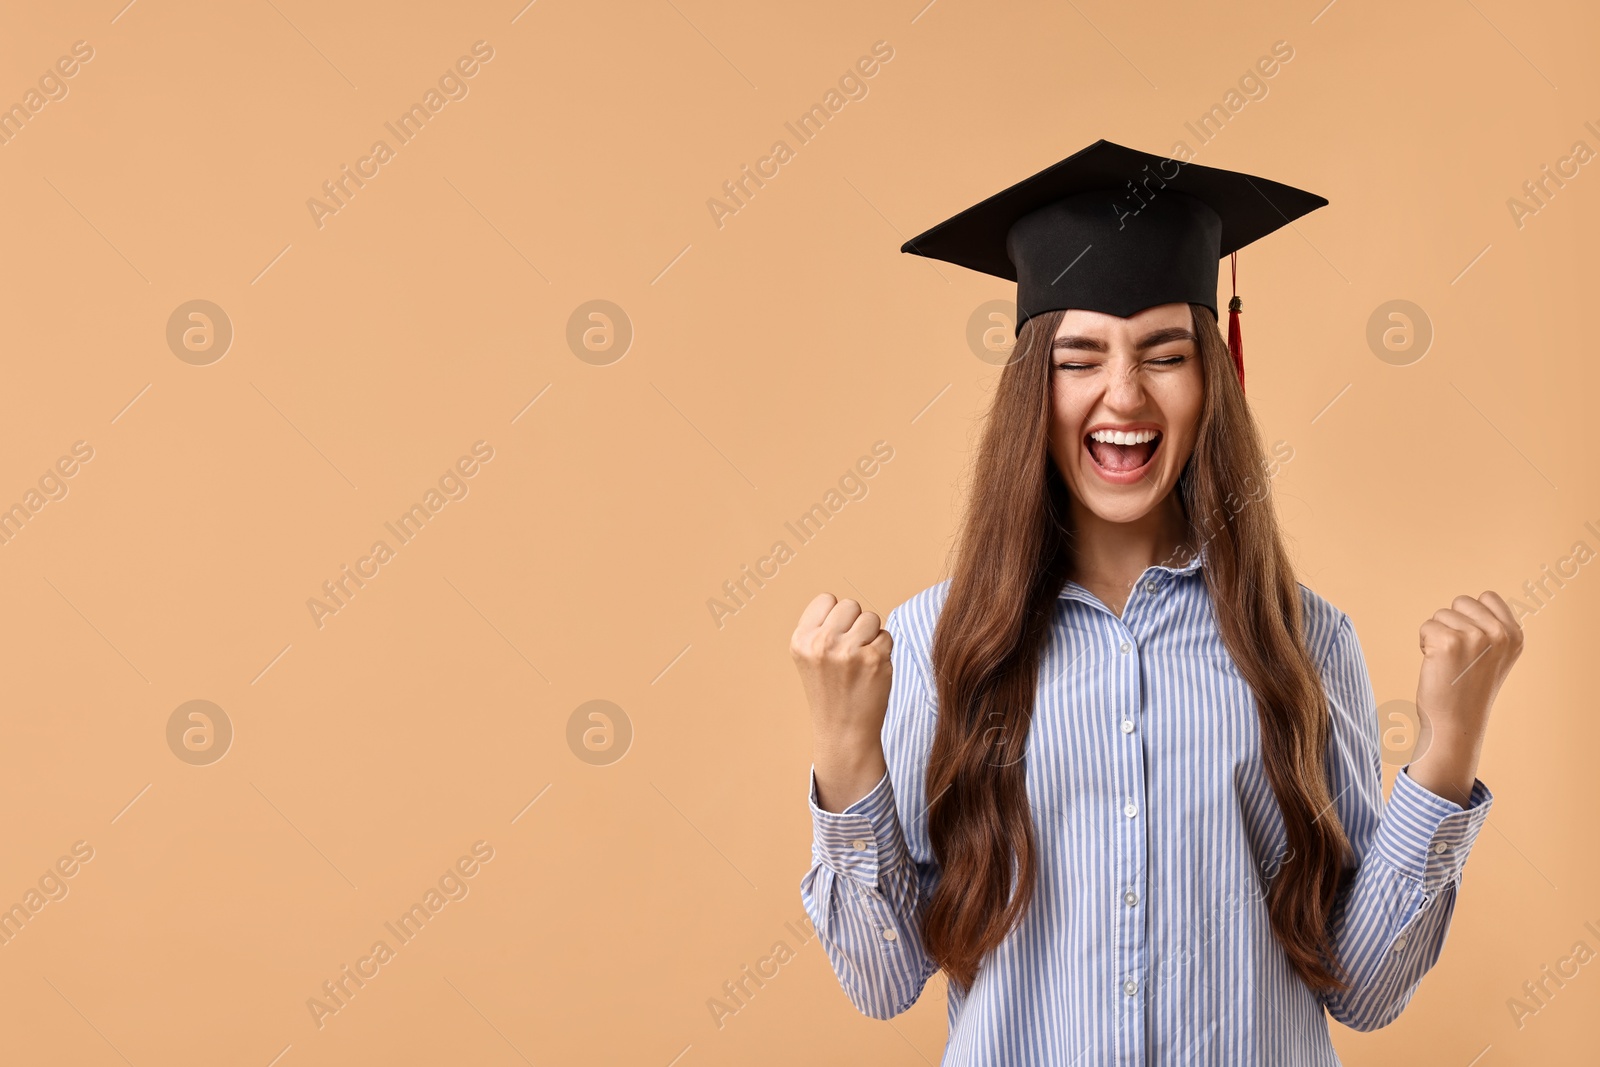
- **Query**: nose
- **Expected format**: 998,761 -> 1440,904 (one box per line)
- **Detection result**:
1102,356 -> 1148,410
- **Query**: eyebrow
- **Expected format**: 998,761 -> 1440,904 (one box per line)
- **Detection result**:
1052,327 -> 1196,353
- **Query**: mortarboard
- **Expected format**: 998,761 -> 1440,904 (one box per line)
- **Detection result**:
899,139 -> 1328,393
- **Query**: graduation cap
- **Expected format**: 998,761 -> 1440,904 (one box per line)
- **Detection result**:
900,139 -> 1327,394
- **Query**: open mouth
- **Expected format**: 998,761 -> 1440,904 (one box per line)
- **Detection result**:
1084,430 -> 1162,477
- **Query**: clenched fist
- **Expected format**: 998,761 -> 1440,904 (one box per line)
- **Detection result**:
792,593 -> 894,813
1407,590 -> 1525,804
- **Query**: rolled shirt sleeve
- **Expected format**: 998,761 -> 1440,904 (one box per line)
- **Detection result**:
1315,612 -> 1494,1031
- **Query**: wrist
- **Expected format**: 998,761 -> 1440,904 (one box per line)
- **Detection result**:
1417,722 -> 1482,767
1405,739 -> 1479,807
812,729 -> 884,770
811,746 -> 888,813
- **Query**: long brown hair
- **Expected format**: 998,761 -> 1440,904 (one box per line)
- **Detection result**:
922,302 -> 1353,995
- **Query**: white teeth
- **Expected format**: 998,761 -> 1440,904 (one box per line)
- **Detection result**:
1088,429 -> 1160,446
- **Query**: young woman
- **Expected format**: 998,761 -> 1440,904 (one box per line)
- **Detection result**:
789,144 -> 1523,1065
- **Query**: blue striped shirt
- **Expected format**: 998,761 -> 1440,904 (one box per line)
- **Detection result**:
801,546 -> 1493,1064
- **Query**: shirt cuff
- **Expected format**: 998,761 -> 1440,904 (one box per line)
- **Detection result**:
1368,765 -> 1494,895
808,765 -> 912,891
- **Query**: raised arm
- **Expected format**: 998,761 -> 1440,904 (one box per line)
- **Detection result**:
1314,598 -> 1519,1030
793,596 -> 942,1018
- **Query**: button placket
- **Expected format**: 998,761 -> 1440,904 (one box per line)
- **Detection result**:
1111,618 -> 1147,1041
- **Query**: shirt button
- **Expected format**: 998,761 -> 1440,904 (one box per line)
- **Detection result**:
1119,641 -> 1131,654
1123,977 -> 1138,995
1433,842 -> 1450,854
850,838 -> 868,851
1144,580 -> 1158,593
882,928 -> 898,942
1121,719 -> 1134,733
1393,936 -> 1408,951
1124,801 -> 1137,818
1124,890 -> 1138,906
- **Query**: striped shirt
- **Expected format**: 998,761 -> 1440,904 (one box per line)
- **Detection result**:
800,545 -> 1493,1064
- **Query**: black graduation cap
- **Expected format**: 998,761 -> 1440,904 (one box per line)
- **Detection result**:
900,138 -> 1328,392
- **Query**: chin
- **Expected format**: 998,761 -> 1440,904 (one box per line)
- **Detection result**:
1078,493 -> 1163,524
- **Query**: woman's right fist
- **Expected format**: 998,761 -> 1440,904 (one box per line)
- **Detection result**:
791,593 -> 894,776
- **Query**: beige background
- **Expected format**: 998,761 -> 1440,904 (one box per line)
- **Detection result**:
0,0 -> 1594,1063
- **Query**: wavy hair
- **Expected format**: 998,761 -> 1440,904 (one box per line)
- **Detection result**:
921,303 -> 1353,995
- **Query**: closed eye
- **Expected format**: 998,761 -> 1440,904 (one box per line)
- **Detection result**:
1054,354 -> 1189,371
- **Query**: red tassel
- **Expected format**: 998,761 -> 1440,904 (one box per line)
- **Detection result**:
1226,251 -> 1245,395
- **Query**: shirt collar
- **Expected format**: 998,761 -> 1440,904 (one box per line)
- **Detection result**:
1162,541 -> 1207,576
1058,540 -> 1207,599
